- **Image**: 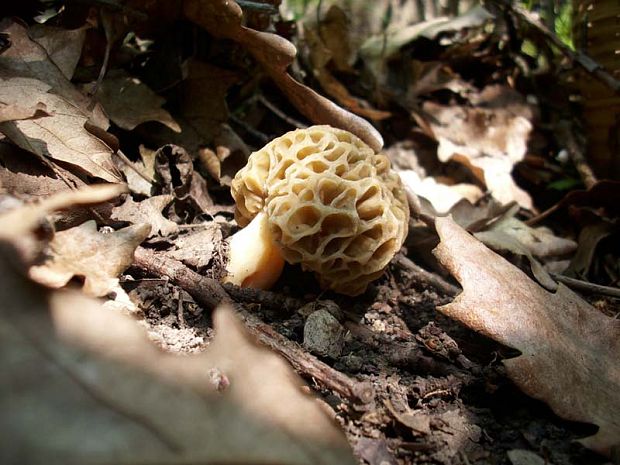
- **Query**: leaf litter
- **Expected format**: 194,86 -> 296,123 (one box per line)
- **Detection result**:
0,1 -> 618,464
112,194 -> 178,237
434,217 -> 620,456
29,220 -> 151,297
0,186 -> 356,465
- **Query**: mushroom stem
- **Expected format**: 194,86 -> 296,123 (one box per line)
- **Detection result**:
223,211 -> 285,289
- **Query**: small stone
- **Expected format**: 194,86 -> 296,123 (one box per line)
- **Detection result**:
303,309 -> 346,358
298,300 -> 344,321
341,354 -> 363,372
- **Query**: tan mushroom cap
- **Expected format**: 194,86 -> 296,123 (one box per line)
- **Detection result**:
231,125 -> 409,296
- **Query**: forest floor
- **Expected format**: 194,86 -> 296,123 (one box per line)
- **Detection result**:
1,1 -> 619,464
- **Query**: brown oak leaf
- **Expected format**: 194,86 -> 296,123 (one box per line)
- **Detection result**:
433,217 -> 620,457
112,195 -> 178,237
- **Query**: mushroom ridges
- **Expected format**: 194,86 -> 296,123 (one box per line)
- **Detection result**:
231,125 -> 409,296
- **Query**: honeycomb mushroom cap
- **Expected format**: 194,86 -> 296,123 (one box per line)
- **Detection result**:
231,125 -> 409,296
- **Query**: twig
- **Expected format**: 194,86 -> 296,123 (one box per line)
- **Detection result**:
394,254 -> 461,297
556,121 -> 597,189
551,273 -> 620,299
229,114 -> 271,145
132,247 -> 374,404
524,201 -> 561,226
405,186 -> 435,227
492,0 -> 620,94
257,95 -> 308,129
115,149 -> 155,184
222,282 -> 305,313
92,10 -> 113,97
238,311 -> 374,404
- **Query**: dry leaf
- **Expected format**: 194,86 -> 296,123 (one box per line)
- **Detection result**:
354,438 -> 399,465
0,77 -> 121,182
0,19 -> 108,129
360,17 -> 448,77
384,399 -> 431,435
507,449 -> 546,465
422,93 -> 533,209
473,211 -> 578,290
447,199 -> 515,232
0,184 -> 126,269
181,0 -> 384,151
303,6 -> 390,121
0,142 -> 87,199
97,70 -> 181,132
179,60 -> 238,142
433,217 -> 620,457
486,216 -> 577,258
118,144 -> 157,196
30,220 -> 151,296
474,229 -> 558,291
406,61 -> 473,100
0,231 -> 355,464
399,170 -> 483,214
564,222 -> 615,279
0,101 -> 49,123
29,24 -> 87,80
112,195 -> 179,237
313,68 -> 392,121
198,124 -> 250,186
305,4 -> 356,72
550,180 -> 620,219
166,224 -> 223,268
360,6 -> 493,77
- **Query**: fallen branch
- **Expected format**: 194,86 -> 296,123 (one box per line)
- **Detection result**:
133,246 -> 375,404
222,282 -> 305,313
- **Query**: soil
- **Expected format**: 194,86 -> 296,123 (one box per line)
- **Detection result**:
125,256 -> 609,465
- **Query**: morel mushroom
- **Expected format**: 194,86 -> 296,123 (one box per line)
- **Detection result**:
224,125 -> 409,296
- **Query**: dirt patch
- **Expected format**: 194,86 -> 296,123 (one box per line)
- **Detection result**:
127,260 -> 605,465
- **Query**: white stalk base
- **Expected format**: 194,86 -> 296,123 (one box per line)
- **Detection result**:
223,211 -> 285,289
